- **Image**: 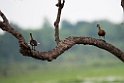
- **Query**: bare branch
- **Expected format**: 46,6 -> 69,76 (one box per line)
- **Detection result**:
0,1 -> 124,62
121,0 -> 124,23
0,10 -> 9,24
0,10 -> 31,56
54,0 -> 65,44
121,0 -> 124,9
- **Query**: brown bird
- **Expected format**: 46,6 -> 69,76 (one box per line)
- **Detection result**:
97,24 -> 106,40
29,33 -> 40,50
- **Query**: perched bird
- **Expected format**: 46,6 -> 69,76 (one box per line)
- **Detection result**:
29,33 -> 40,50
97,24 -> 106,40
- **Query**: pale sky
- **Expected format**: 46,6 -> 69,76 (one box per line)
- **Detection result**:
0,0 -> 123,30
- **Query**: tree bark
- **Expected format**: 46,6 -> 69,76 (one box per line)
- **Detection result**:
121,0 -> 124,9
121,0 -> 124,24
0,0 -> 124,62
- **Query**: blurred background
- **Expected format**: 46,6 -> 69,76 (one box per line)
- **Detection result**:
0,0 -> 124,83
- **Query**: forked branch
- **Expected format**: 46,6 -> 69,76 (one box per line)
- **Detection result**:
0,0 -> 124,62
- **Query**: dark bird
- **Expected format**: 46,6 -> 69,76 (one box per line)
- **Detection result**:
29,33 -> 40,50
97,24 -> 106,40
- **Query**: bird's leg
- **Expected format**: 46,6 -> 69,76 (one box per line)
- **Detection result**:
99,36 -> 100,39
32,46 -> 33,50
104,36 -> 105,40
34,46 -> 35,51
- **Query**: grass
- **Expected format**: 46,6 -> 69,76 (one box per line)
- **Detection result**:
0,63 -> 124,83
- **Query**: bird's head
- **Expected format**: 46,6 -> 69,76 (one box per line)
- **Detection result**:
30,33 -> 32,36
97,24 -> 100,28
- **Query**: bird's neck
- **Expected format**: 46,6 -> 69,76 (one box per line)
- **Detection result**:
30,35 -> 33,40
98,27 -> 101,31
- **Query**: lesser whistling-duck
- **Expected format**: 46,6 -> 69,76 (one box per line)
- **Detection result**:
29,33 -> 40,50
97,24 -> 106,40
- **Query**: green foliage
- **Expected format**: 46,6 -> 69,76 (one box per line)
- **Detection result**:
0,64 -> 124,83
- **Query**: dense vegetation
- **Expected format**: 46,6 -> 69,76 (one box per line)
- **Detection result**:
0,20 -> 124,83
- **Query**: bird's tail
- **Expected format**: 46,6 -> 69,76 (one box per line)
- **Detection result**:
37,42 -> 40,44
28,42 -> 30,45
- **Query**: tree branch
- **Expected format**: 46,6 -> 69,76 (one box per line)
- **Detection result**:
54,0 -> 65,44
121,0 -> 124,9
0,1 -> 124,62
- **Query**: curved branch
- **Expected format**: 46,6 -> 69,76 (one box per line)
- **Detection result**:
0,10 -> 31,56
0,0 -> 124,62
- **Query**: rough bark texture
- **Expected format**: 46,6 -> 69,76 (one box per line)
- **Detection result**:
0,0 -> 124,62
